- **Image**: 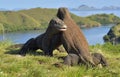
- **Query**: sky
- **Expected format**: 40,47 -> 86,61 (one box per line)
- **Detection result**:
0,0 -> 120,10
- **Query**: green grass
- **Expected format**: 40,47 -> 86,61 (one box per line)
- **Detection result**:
0,41 -> 120,77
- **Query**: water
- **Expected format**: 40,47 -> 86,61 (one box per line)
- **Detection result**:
0,30 -> 45,44
0,25 -> 112,45
0,9 -> 119,45
82,25 -> 112,45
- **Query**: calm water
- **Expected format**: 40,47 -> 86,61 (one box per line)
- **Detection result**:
82,25 -> 112,45
0,9 -> 119,45
0,30 -> 45,44
0,25 -> 112,45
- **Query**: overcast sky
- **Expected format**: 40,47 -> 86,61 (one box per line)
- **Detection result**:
0,0 -> 120,10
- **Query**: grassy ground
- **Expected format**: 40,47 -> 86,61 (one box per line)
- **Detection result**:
0,41 -> 120,77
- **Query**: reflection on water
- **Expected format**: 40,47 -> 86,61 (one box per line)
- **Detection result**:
0,25 -> 112,45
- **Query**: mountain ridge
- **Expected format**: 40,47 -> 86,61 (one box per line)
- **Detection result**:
71,5 -> 120,11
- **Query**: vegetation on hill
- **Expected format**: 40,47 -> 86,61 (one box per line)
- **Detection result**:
103,23 -> 120,44
0,8 -> 120,33
0,11 -> 41,32
19,8 -> 57,28
108,24 -> 120,37
0,8 -> 100,33
71,14 -> 101,28
87,14 -> 120,24
0,41 -> 120,77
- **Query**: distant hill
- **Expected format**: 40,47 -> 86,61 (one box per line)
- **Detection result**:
71,5 -> 120,11
0,7 -> 120,33
0,8 -> 101,33
0,10 -> 41,32
71,5 -> 97,11
87,14 -> 120,24
102,6 -> 120,10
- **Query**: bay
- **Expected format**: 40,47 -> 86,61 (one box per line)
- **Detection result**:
1,9 -> 119,45
0,25 -> 112,45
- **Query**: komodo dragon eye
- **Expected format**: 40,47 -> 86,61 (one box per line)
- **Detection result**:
53,20 -> 57,24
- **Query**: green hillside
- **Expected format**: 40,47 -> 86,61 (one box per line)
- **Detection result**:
0,8 -> 101,33
19,8 -> 101,28
87,14 -> 120,25
1,8 -> 120,33
71,14 -> 101,28
0,11 -> 41,32
103,23 -> 120,44
19,8 -> 57,25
